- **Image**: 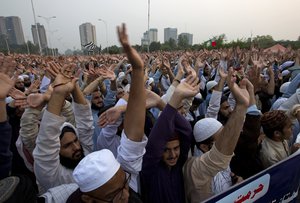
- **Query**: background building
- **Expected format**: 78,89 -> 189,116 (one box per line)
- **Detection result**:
1,16 -> 25,45
141,28 -> 158,46
79,22 -> 97,49
164,27 -> 177,43
31,23 -> 47,49
178,33 -> 193,45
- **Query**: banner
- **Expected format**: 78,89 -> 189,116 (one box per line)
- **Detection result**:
205,152 -> 300,203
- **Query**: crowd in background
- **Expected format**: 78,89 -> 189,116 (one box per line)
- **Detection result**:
1,23 -> 300,203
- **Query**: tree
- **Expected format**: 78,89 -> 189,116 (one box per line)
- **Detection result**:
149,41 -> 161,52
252,35 -> 275,48
178,35 -> 189,50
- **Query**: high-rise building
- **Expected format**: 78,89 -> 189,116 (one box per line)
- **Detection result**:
178,33 -> 193,45
5,16 -> 25,45
79,23 -> 97,49
141,28 -> 158,46
164,28 -> 177,43
0,17 -> 7,36
31,23 -> 48,49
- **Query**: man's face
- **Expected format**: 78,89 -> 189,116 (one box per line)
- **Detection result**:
162,139 -> 180,168
23,77 -> 31,87
15,79 -> 25,92
220,101 -> 232,118
83,168 -> 130,203
91,91 -> 104,108
60,132 -> 83,161
280,119 -> 293,140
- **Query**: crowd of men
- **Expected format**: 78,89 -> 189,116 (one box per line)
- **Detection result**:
1,23 -> 300,203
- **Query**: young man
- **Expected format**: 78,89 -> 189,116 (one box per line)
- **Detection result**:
260,110 -> 293,169
141,74 -> 199,203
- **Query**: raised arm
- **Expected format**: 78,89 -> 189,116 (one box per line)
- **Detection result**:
0,56 -> 16,179
215,67 -> 250,155
118,23 -> 145,142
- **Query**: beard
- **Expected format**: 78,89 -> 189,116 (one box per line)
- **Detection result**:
24,82 -> 31,88
15,86 -> 25,92
91,102 -> 102,111
59,148 -> 85,169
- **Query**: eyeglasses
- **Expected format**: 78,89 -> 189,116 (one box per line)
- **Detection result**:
90,171 -> 131,203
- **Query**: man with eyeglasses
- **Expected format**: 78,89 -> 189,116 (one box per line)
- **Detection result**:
68,149 -> 138,203
66,23 -> 146,203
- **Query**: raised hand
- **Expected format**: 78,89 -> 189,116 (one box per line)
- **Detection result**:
51,63 -> 78,95
218,65 -> 228,80
96,67 -> 116,81
98,106 -> 124,128
9,87 -> 27,108
174,74 -> 199,99
117,23 -> 144,70
0,56 -> 17,99
227,67 -> 250,107
145,89 -> 162,109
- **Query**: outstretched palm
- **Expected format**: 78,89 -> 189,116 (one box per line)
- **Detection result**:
117,23 -> 144,70
0,73 -> 15,99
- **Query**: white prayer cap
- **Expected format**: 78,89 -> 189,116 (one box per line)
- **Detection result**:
118,72 -> 125,79
124,84 -> 130,93
193,118 -> 222,142
194,93 -> 202,100
73,149 -> 120,193
279,82 -> 291,94
206,81 -> 218,91
148,77 -> 154,85
281,70 -> 290,77
17,75 -> 24,81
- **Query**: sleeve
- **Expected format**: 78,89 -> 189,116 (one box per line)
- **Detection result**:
61,101 -> 75,126
96,99 -> 127,157
20,108 -> 41,154
0,121 -> 12,180
72,101 -> 94,154
153,69 -> 162,85
117,131 -> 148,193
205,90 -> 222,119
33,110 -> 74,190
103,86 -> 117,106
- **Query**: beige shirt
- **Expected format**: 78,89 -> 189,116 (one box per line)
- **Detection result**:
183,144 -> 233,203
260,137 -> 290,169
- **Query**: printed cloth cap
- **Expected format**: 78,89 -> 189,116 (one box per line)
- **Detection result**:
73,149 -> 120,193
193,118 -> 223,142
261,110 -> 288,132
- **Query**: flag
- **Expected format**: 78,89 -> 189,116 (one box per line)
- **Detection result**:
82,42 -> 97,51
211,41 -> 216,47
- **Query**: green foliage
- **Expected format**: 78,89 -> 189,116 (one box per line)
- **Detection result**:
149,41 -> 161,52
178,35 -> 189,49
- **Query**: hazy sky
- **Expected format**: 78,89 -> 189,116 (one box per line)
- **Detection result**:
1,0 -> 300,53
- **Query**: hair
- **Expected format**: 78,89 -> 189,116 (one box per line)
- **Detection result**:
60,126 -> 76,140
261,110 -> 289,139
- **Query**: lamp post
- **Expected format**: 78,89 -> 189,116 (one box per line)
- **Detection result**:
98,19 -> 109,54
38,15 -> 56,56
30,0 -> 42,55
147,0 -> 150,53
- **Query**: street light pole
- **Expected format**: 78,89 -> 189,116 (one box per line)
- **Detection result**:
38,15 -> 56,56
98,19 -> 109,54
147,0 -> 150,53
30,0 -> 42,55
